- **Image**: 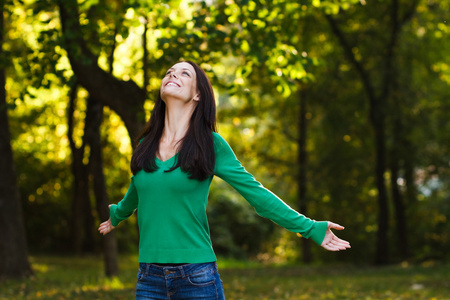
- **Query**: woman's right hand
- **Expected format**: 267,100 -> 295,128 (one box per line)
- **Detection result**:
98,205 -> 115,235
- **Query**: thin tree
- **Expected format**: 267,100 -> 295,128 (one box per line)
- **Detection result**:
325,0 -> 419,264
67,81 -> 96,254
0,0 -> 32,278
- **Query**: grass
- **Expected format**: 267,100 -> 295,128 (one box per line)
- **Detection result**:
1,255 -> 449,299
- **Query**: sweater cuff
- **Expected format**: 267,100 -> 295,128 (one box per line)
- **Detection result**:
109,204 -> 120,227
309,221 -> 328,245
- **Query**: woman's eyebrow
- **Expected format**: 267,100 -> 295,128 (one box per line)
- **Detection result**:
167,67 -> 193,74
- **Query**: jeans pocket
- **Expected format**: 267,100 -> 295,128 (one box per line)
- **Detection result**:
187,268 -> 215,287
137,269 -> 145,281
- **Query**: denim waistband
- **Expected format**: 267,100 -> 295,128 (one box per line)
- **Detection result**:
138,261 -> 217,278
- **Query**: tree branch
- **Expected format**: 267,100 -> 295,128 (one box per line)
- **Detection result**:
401,0 -> 420,24
57,0 -> 146,140
381,0 -> 419,114
380,0 -> 400,102
324,13 -> 378,124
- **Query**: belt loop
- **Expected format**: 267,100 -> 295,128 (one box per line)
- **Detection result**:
179,265 -> 186,278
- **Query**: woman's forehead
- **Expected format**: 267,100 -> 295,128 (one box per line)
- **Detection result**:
170,62 -> 195,72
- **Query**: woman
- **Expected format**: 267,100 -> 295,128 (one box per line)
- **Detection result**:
98,61 -> 350,300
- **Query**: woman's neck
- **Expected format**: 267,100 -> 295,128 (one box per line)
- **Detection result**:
161,99 -> 197,145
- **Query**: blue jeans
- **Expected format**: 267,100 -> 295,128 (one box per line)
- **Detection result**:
135,262 -> 225,299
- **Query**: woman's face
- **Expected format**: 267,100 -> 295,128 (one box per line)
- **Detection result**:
160,62 -> 199,103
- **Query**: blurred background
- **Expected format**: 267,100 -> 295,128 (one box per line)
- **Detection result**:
1,0 -> 449,282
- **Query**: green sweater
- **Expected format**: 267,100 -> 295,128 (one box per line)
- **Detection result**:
110,132 -> 327,263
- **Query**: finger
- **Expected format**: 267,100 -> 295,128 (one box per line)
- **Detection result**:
99,220 -> 112,227
100,227 -> 111,235
333,236 -> 351,247
329,239 -> 342,246
331,235 -> 350,245
99,223 -> 111,232
328,222 -> 345,230
323,243 -> 341,251
331,240 -> 350,250
338,240 -> 351,248
331,238 -> 351,250
325,236 -> 350,250
322,237 -> 340,250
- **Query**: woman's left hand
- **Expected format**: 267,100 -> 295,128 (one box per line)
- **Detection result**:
320,222 -> 351,251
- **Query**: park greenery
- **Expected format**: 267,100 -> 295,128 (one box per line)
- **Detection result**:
0,0 -> 449,288
1,255 -> 450,299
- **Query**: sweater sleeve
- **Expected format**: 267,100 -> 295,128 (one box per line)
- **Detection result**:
213,133 -> 328,245
109,176 -> 138,227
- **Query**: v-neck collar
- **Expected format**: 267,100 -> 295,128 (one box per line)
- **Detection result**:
156,153 -> 178,166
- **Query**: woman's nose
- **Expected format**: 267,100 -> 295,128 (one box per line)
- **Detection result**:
171,72 -> 178,78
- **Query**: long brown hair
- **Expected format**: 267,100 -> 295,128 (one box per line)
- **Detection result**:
130,61 -> 217,181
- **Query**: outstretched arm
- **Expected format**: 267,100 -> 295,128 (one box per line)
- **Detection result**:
98,205 -> 116,235
320,222 -> 351,251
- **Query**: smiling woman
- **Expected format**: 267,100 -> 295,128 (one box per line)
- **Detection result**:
161,64 -> 200,104
98,61 -> 350,300
130,61 -> 216,181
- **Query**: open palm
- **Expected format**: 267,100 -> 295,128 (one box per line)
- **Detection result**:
321,222 -> 351,251
98,205 -> 115,236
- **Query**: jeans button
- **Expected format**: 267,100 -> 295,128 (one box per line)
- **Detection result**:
165,270 -> 170,276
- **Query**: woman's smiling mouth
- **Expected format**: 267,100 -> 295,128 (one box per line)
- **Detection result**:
166,81 -> 180,87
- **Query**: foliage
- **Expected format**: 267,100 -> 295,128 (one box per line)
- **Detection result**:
2,0 -> 449,265
1,255 -> 449,299
208,179 -> 276,258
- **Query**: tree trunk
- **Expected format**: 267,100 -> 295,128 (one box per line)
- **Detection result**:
0,0 -> 33,277
389,55 -> 410,261
389,154 -> 409,261
142,15 -> 149,93
0,78 -> 33,280
67,82 -> 95,254
325,11 -> 397,264
297,87 -> 312,263
325,0 -> 420,264
403,155 -> 416,204
68,143 -> 88,254
86,97 -> 119,277
372,113 -> 390,265
60,0 -> 125,272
